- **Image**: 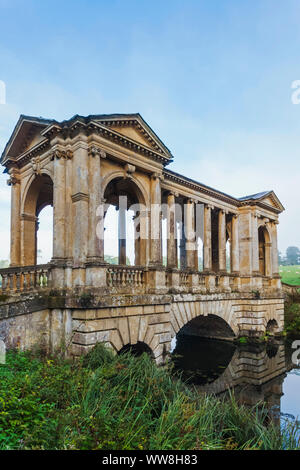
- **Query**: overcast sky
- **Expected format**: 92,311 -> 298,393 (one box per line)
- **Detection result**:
0,0 -> 300,262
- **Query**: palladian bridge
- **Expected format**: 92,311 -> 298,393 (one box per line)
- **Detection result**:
0,114 -> 285,363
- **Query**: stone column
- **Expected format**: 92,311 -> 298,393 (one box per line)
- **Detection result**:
71,140 -> 89,285
87,146 -> 106,263
179,222 -> 186,269
265,223 -> 273,277
7,169 -> 21,266
167,191 -> 177,268
270,221 -> 279,276
203,204 -> 212,271
118,196 -> 127,265
231,214 -> 240,273
252,213 -> 260,274
52,150 -> 67,262
21,214 -> 38,266
149,173 -> 162,266
185,199 -> 196,269
218,209 -> 226,272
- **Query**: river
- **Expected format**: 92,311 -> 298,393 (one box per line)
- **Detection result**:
171,334 -> 300,431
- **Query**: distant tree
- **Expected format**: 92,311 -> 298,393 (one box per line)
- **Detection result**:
286,246 -> 300,266
0,260 -> 9,269
104,255 -> 131,265
278,250 -> 285,266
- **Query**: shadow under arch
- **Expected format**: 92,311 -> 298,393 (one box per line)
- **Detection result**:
118,341 -> 154,358
258,224 -> 272,276
22,173 -> 53,265
172,335 -> 236,385
179,314 -> 236,340
266,319 -> 280,336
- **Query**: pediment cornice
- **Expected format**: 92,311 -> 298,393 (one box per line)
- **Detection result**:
163,169 -> 240,207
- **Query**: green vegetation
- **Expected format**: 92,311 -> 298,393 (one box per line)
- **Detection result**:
279,265 -> 300,286
285,297 -> 300,336
0,344 -> 299,450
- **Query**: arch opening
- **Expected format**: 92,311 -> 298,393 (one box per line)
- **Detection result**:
178,314 -> 236,340
103,177 -> 146,266
37,205 -> 53,264
118,341 -> 153,358
266,319 -> 279,336
258,226 -> 271,276
22,174 -> 53,266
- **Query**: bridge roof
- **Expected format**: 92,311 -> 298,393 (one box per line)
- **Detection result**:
1,114 -> 285,214
1,113 -> 174,165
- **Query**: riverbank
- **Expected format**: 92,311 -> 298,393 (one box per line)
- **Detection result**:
0,344 -> 299,450
284,291 -> 300,337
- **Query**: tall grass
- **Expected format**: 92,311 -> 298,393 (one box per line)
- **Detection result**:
0,344 -> 298,450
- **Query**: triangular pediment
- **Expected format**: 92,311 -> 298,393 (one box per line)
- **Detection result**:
1,113 -> 173,167
107,124 -> 155,149
90,114 -> 172,159
240,191 -> 285,212
1,115 -> 53,164
260,192 -> 285,211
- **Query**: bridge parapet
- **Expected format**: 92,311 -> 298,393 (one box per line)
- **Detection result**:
107,265 -> 145,290
0,264 -> 52,295
0,263 -> 283,298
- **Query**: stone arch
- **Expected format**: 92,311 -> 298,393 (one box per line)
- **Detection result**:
103,172 -> 149,266
170,300 -> 239,340
118,341 -> 154,358
101,170 -> 150,207
21,173 -> 53,266
258,225 -> 272,276
266,319 -> 280,336
21,167 -> 53,212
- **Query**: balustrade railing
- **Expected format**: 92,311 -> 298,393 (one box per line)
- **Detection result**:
0,264 -> 51,295
107,265 -> 145,288
179,271 -> 189,287
0,263 -> 275,297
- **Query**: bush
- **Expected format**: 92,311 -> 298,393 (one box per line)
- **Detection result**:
0,345 -> 298,450
285,301 -> 300,336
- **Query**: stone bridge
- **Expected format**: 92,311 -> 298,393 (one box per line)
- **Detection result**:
0,113 -> 285,363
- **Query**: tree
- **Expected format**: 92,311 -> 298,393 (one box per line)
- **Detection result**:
0,260 -> 9,269
278,250 -> 285,266
286,246 -> 300,266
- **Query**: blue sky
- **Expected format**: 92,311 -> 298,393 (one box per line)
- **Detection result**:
0,0 -> 300,260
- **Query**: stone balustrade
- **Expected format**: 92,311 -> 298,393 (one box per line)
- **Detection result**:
107,265 -> 145,288
0,264 -> 52,295
0,262 -> 280,297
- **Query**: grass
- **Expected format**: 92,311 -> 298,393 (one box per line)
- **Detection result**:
0,344 -> 299,450
279,265 -> 300,286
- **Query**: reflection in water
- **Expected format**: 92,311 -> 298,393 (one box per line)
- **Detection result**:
172,334 -> 300,429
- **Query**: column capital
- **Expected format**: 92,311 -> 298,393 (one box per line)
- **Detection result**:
151,172 -> 164,182
186,197 -> 196,204
168,190 -> 179,198
7,167 -> 20,186
88,146 -> 107,159
205,203 -> 214,210
51,149 -> 73,160
124,163 -> 136,179
7,175 -> 20,186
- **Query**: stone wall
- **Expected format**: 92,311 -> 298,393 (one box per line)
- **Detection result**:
0,292 -> 284,364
